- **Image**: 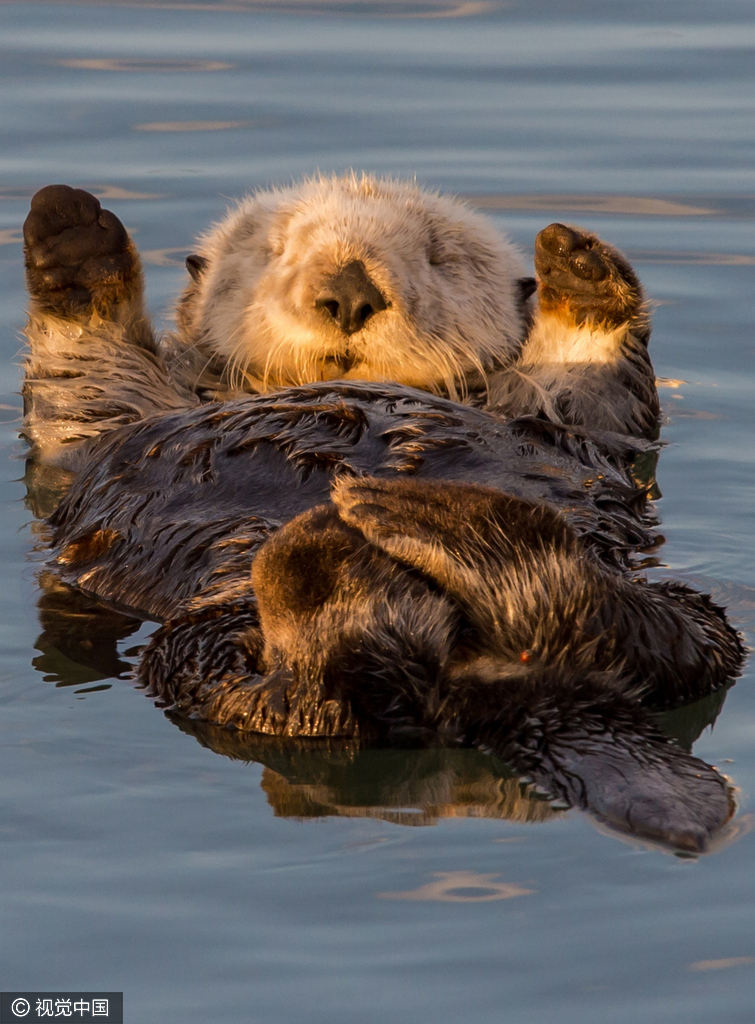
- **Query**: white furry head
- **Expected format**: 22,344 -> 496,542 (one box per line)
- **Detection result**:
175,173 -> 529,399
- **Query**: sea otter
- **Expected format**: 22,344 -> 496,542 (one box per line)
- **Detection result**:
20,177 -> 742,852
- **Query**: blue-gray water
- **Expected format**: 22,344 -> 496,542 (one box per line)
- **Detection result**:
1,3 -> 754,1022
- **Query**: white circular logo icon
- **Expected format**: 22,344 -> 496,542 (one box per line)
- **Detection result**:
11,998 -> 31,1017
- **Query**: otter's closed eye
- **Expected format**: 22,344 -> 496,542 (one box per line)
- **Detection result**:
517,278 -> 537,304
428,246 -> 461,269
427,231 -> 452,267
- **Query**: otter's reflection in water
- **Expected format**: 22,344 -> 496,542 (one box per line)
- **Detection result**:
32,578 -> 735,850
33,574 -> 141,690
173,720 -> 565,828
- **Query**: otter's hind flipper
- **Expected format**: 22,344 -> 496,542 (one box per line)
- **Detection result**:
552,726 -> 734,853
463,673 -> 735,854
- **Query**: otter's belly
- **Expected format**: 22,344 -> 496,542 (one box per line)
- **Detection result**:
50,380 -> 654,620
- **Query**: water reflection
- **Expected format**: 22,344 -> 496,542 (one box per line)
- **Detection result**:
463,194 -> 718,216
689,958 -> 755,972
33,575 -> 141,687
25,574 -> 573,827
378,871 -> 534,901
0,185 -> 162,201
172,721 -> 566,826
59,57 -> 234,72
134,120 -> 261,132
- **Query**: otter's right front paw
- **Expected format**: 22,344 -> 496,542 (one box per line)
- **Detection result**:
535,222 -> 644,330
24,184 -> 141,317
333,476 -> 555,554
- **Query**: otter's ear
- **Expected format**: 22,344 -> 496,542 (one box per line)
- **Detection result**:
186,254 -> 208,282
516,277 -> 537,304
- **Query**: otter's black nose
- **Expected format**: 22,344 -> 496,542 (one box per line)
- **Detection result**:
315,260 -> 387,335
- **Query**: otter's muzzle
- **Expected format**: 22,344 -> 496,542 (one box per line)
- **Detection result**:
315,260 -> 388,336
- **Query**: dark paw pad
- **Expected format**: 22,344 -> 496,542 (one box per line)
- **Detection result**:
535,222 -> 641,325
24,184 -> 137,315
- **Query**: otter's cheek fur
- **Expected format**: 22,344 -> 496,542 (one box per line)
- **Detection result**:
245,257 -> 478,394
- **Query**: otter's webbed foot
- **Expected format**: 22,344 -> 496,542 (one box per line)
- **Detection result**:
24,185 -> 144,322
535,222 -> 647,335
541,724 -> 735,854
568,739 -> 732,853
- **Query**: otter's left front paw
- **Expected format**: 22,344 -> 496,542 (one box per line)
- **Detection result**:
535,223 -> 643,328
24,184 -> 141,318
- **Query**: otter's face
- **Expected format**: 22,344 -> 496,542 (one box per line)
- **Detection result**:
179,175 -> 529,398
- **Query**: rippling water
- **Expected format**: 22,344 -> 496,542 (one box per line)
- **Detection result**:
1,3 -> 754,1022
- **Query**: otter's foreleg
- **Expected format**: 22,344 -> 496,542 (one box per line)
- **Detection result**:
22,185 -> 197,469
138,505 -> 458,738
333,475 -> 616,668
488,223 -> 659,438
139,599 -> 272,730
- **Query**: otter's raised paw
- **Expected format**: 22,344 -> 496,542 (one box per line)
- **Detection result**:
535,222 -> 644,330
24,184 -> 141,318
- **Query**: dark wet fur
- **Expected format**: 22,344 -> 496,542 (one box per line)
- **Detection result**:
49,382 -> 657,615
